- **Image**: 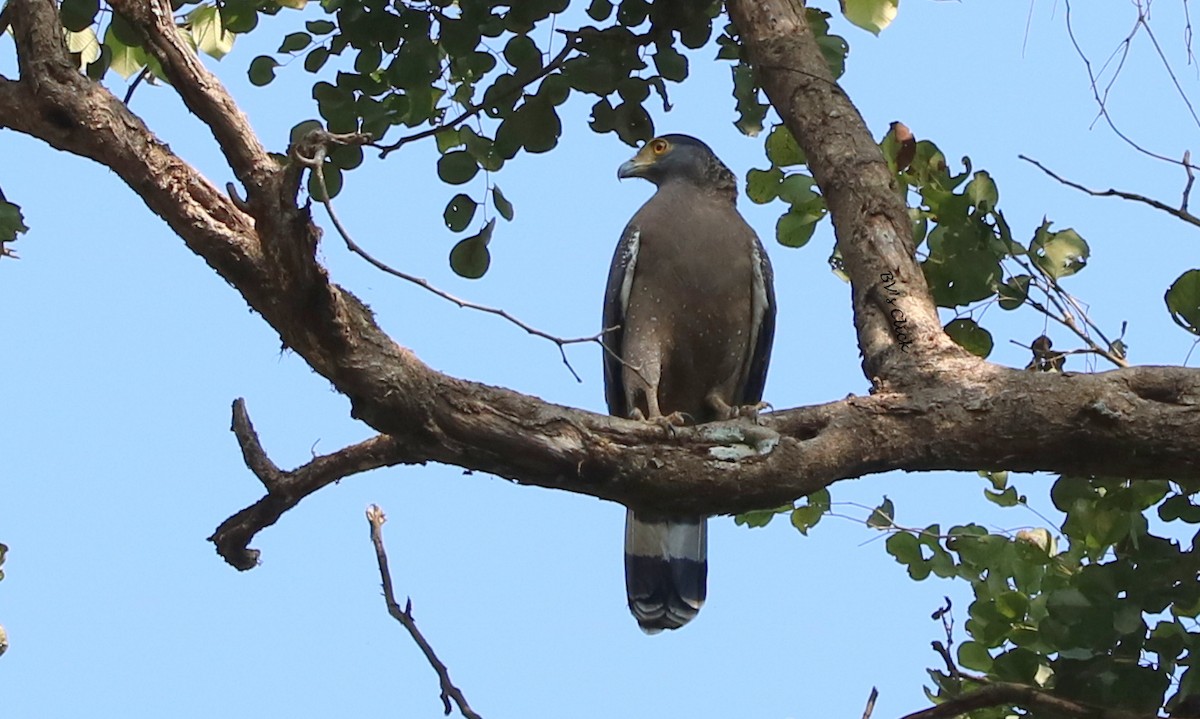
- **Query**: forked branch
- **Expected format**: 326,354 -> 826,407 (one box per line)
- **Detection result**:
210,399 -> 412,569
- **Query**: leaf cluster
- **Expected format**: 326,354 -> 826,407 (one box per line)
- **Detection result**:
882,474 -> 1200,717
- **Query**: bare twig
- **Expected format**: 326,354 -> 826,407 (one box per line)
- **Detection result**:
366,505 -> 483,719
1063,0 -> 1200,170
375,31 -> 581,158
210,399 -> 411,569
1020,154 -> 1200,229
860,687 -> 878,719
1184,150 -> 1195,213
294,133 -> 617,384
1007,253 -> 1129,369
1137,12 -> 1200,130
122,67 -> 150,105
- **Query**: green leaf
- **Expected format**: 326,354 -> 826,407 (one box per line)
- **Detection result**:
66,27 -> 102,69
189,6 -> 234,60
0,199 -> 29,244
840,0 -> 899,35
248,55 -> 278,86
304,47 -> 330,73
765,125 -> 805,167
998,274 -> 1031,310
1029,220 -> 1089,279
586,0 -> 613,21
219,0 -> 259,34
307,161 -> 342,200
60,0 -> 100,32
776,207 -> 821,248
1165,269 -> 1200,335
992,648 -> 1040,683
745,167 -> 783,204
653,45 -> 688,82
984,486 -> 1020,507
965,171 -> 999,212
328,144 -> 363,170
104,25 -> 147,80
944,318 -> 993,358
731,63 -> 768,136
957,641 -> 993,672
306,19 -> 336,34
504,35 -> 542,75
354,45 -> 382,74
450,218 -> 495,279
867,497 -> 894,529
278,32 -> 312,53
289,119 -> 323,147
977,470 -> 1009,491
437,151 -> 480,185
443,193 -> 477,232
1159,494 -> 1200,523
435,129 -> 463,154
790,489 -> 830,535
735,506 -> 786,528
886,531 -> 921,565
777,174 -> 819,205
492,186 -> 514,221
810,18 -> 849,78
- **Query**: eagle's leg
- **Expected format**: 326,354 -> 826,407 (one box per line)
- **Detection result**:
705,393 -> 771,420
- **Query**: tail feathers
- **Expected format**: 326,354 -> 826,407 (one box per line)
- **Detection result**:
624,511 -> 707,634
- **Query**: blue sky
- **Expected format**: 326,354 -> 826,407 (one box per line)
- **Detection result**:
2,2 -> 1198,717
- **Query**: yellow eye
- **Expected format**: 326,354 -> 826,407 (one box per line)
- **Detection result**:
650,138 -> 670,155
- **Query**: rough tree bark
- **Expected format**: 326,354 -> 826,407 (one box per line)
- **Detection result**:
1,0 -> 1198,579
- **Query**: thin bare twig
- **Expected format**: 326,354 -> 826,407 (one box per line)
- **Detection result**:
1138,11 -> 1200,129
366,505 -> 483,719
1007,253 -> 1129,369
1064,0 -> 1200,170
293,132 -> 617,383
1184,150 -> 1195,213
860,687 -> 878,719
1020,154 -> 1200,229
122,67 -> 151,105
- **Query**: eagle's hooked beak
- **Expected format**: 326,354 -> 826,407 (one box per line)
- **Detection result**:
617,157 -> 649,179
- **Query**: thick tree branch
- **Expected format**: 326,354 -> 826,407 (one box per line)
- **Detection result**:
367,505 -> 483,719
106,0 -> 277,197
726,0 -> 968,384
6,0 -> 1200,576
211,363 -> 1200,566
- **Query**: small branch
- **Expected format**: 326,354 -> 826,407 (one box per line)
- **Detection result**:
860,687 -> 878,719
899,682 -> 1151,719
122,67 -> 150,105
1184,150 -> 1195,213
294,132 -> 608,383
1008,253 -> 1129,368
209,399 -> 412,569
375,31 -> 580,158
366,505 -> 483,719
1020,154 -> 1200,229
107,0 -> 278,194
1063,0 -> 1200,170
